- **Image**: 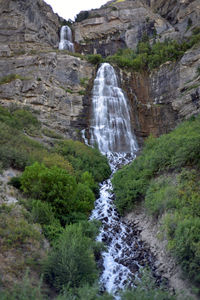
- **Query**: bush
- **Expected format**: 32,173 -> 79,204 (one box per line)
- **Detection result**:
56,284 -> 113,300
0,270 -> 44,300
42,153 -> 74,174
86,54 -> 103,65
121,269 -> 176,300
145,176 -> 178,217
0,204 -> 41,250
20,162 -> 96,226
8,176 -> 22,189
43,222 -> 98,291
55,140 -> 111,183
164,213 -> 200,287
75,11 -> 89,22
106,30 -> 200,72
31,200 -> 56,225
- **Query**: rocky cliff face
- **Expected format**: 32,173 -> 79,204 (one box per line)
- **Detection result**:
73,0 -> 177,56
0,0 -> 199,143
72,0 -> 200,143
119,45 -> 200,144
0,0 -> 95,139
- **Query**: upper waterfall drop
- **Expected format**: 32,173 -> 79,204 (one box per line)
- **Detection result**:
59,25 -> 74,52
90,63 -> 138,156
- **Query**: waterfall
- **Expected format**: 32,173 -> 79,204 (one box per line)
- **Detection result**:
59,25 -> 74,52
90,63 -> 137,156
89,63 -> 148,297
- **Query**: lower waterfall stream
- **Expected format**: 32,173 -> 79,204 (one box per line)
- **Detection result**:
85,63 -> 156,297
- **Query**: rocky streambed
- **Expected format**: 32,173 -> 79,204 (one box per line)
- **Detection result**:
90,154 -> 166,298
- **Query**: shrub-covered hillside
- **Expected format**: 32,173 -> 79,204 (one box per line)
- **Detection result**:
0,105 -> 111,298
112,115 -> 200,290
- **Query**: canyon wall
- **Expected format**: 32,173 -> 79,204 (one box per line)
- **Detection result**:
0,0 -> 199,142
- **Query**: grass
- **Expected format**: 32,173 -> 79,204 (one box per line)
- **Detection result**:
0,74 -> 28,85
42,128 -> 63,139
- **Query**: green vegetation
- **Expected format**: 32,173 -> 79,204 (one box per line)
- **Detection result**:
55,140 -> 111,183
42,128 -> 63,139
0,106 -> 45,169
75,11 -> 89,23
106,28 -> 200,71
0,74 -> 27,85
80,77 -> 89,87
43,221 -> 101,292
121,269 -> 176,300
0,204 -> 41,251
78,90 -> 86,95
86,54 -> 103,65
113,115 -> 200,289
20,162 -> 95,226
0,270 -> 44,300
0,105 -> 112,297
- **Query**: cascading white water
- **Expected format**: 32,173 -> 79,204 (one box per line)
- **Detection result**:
90,63 -> 137,156
59,25 -> 74,52
89,63 -> 142,297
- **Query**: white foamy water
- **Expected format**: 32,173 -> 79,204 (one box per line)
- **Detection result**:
89,63 -> 141,297
59,25 -> 74,52
90,63 -> 137,154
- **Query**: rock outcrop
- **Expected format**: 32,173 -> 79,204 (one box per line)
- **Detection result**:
0,0 -> 62,53
73,0 -> 177,56
0,0 -> 95,139
0,0 -> 199,142
119,45 -> 200,144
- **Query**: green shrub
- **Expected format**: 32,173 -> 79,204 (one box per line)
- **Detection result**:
0,74 -> 25,85
75,11 -> 89,22
31,200 -> 56,225
42,153 -> 74,174
43,222 -> 98,291
0,270 -> 44,300
20,162 -> 96,226
145,176 -> 178,217
106,30 -> 200,71
0,204 -> 41,250
86,54 -> 103,65
42,128 -> 63,139
8,176 -> 22,189
164,213 -> 200,286
55,140 -> 111,183
43,221 -> 64,243
121,269 -> 176,300
0,107 -> 45,170
56,284 -> 113,300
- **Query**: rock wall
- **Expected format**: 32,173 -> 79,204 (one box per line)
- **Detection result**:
0,50 -> 95,139
118,45 -> 200,144
0,0 -> 95,139
73,0 -> 177,56
0,0 -> 199,142
0,0 -> 61,54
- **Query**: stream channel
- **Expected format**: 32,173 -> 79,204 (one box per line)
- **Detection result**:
84,63 -> 159,297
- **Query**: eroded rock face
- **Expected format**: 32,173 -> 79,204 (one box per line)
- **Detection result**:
0,51 -> 95,139
73,0 -> 176,56
147,0 -> 200,35
0,0 -> 199,143
118,45 -> 200,145
0,0 -> 60,54
0,0 -> 96,139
